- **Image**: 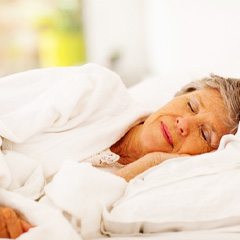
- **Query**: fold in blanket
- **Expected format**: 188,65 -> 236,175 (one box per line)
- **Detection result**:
0,189 -> 81,240
1,64 -> 240,240
0,64 -> 148,239
102,128 -> 240,235
0,63 -> 149,198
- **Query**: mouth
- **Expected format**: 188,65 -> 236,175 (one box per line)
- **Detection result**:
160,121 -> 173,147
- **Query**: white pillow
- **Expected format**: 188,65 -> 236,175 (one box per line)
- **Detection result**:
102,128 -> 240,235
128,75 -> 190,111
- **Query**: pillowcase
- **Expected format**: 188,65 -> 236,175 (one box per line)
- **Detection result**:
128,76 -> 189,111
102,128 -> 240,235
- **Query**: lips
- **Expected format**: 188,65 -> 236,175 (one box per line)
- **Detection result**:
160,121 -> 173,146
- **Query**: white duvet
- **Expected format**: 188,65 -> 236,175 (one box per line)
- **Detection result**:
0,63 -> 148,239
0,63 -> 149,196
0,64 -> 240,239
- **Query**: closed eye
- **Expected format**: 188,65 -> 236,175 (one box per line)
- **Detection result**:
201,128 -> 207,141
187,101 -> 195,112
200,127 -> 211,145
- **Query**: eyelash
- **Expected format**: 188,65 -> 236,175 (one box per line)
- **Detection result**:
187,101 -> 195,112
187,101 -> 209,143
200,128 -> 207,141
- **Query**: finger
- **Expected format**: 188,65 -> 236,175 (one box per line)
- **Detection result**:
20,219 -> 32,232
2,207 -> 23,238
0,212 -> 9,238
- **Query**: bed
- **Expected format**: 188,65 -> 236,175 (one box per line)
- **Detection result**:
0,64 -> 240,239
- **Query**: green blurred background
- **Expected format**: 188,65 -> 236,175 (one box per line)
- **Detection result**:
0,0 -> 147,86
37,1 -> 85,67
0,0 -> 86,75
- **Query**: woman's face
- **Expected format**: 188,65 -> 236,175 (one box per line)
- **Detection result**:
140,88 -> 230,155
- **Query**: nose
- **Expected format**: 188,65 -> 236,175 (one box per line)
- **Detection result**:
176,117 -> 190,136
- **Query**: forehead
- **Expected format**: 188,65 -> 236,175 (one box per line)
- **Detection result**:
170,88 -> 224,109
188,88 -> 224,107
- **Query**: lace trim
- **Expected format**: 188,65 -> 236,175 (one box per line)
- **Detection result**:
85,148 -> 120,167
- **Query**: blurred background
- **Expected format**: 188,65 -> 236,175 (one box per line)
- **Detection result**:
1,0 -> 240,87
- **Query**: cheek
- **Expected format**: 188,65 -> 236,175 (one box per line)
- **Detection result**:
140,126 -> 160,148
176,139 -> 211,154
173,130 -> 211,155
140,125 -> 172,152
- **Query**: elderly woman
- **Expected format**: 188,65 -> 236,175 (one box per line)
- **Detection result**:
0,64 -> 239,238
114,74 -> 240,180
0,64 -> 239,182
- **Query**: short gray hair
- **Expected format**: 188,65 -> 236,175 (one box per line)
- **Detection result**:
175,74 -> 240,134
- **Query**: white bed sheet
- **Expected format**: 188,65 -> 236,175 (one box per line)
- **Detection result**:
95,230 -> 240,240
1,66 -> 240,239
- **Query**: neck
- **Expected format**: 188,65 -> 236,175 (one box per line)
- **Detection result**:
110,124 -> 145,165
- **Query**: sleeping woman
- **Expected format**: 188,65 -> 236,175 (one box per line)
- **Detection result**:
0,64 -> 239,182
113,74 -> 240,180
0,64 -> 240,238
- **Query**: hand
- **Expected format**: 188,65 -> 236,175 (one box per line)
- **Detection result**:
0,207 -> 32,239
115,152 -> 190,182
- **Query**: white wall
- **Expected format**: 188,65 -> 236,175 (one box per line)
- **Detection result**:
83,0 -> 240,89
82,0 -> 147,86
144,0 -> 240,88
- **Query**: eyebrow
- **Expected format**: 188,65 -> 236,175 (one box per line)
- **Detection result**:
193,94 -> 205,109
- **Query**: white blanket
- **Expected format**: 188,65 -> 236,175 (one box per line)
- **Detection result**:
102,128 -> 240,236
20,130 -> 240,239
0,63 -> 149,198
0,163 -> 126,240
1,64 -> 240,239
43,163 -> 127,239
0,63 -> 148,239
0,189 -> 81,240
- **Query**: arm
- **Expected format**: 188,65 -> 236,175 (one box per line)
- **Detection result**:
0,207 -> 32,239
115,152 -> 189,182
